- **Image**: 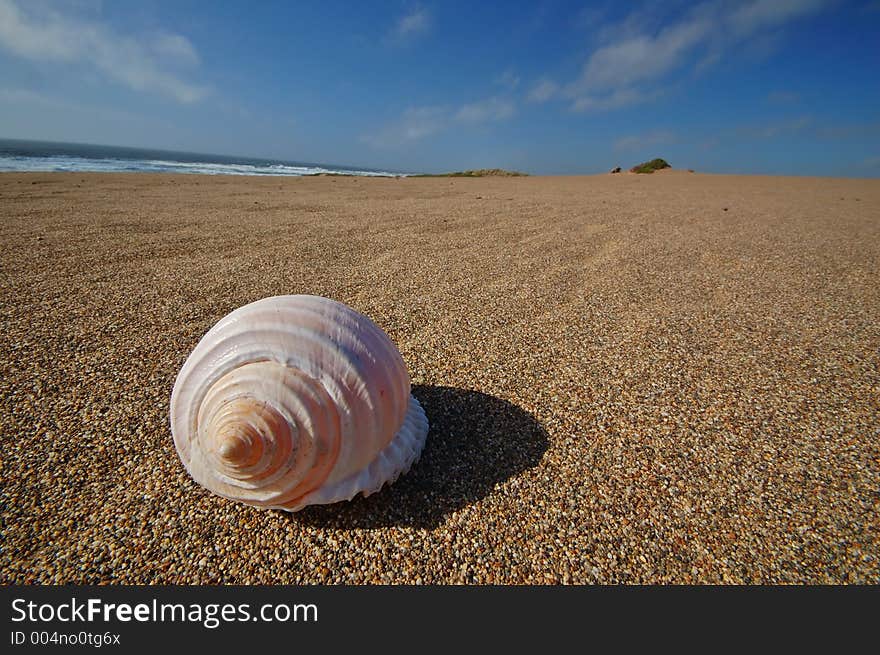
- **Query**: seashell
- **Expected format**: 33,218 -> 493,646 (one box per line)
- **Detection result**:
169,295 -> 428,511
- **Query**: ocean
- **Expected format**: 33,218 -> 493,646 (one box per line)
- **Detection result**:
0,138 -> 408,177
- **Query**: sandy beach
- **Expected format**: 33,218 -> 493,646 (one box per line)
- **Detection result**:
1,170 -> 878,584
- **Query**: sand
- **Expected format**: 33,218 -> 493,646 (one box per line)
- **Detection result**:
1,171 -> 878,584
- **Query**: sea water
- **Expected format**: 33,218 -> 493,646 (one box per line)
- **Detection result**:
0,139 -> 407,177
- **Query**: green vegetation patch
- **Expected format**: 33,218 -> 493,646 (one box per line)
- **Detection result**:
413,168 -> 528,177
629,158 -> 671,174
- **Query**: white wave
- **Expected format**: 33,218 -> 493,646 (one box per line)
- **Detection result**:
0,155 -> 405,177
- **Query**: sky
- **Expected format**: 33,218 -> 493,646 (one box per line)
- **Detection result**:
0,0 -> 878,175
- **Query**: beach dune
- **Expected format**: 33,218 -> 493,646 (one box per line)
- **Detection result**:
1,171 -> 878,583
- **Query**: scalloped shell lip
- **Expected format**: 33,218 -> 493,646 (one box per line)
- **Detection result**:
195,394 -> 429,512
286,393 -> 429,511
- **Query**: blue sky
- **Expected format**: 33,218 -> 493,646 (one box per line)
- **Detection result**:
0,0 -> 878,175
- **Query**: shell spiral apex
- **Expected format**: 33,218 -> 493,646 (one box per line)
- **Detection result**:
169,295 -> 429,511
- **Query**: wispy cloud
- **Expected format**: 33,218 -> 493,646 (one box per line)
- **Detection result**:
614,130 -> 676,152
152,32 -> 200,68
0,0 -> 208,103
739,115 -> 812,138
814,120 -> 880,140
572,88 -> 657,112
455,97 -> 515,123
556,0 -> 832,113
0,85 -> 162,125
363,94 -> 516,148
727,0 -> 830,36
572,5 -> 610,32
674,116 -> 878,154
527,79 -> 559,103
361,106 -> 447,148
574,16 -> 712,94
495,69 -> 520,90
389,5 -> 431,43
0,87 -> 54,106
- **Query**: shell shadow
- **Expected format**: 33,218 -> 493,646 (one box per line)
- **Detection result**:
293,385 -> 548,530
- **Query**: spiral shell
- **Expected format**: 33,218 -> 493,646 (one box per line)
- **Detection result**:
169,295 -> 428,511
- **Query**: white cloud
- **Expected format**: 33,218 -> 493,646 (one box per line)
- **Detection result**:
551,0 -> 831,114
575,16 -> 712,93
0,87 -> 53,105
816,121 -> 880,140
0,85 -> 154,123
390,6 -> 431,41
527,79 -> 559,103
496,69 -> 520,90
740,115 -> 812,138
361,106 -> 447,148
363,94 -> 516,148
614,130 -> 676,152
571,88 -> 656,113
0,0 -> 207,103
455,97 -> 515,123
152,32 -> 200,68
727,0 -> 830,36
